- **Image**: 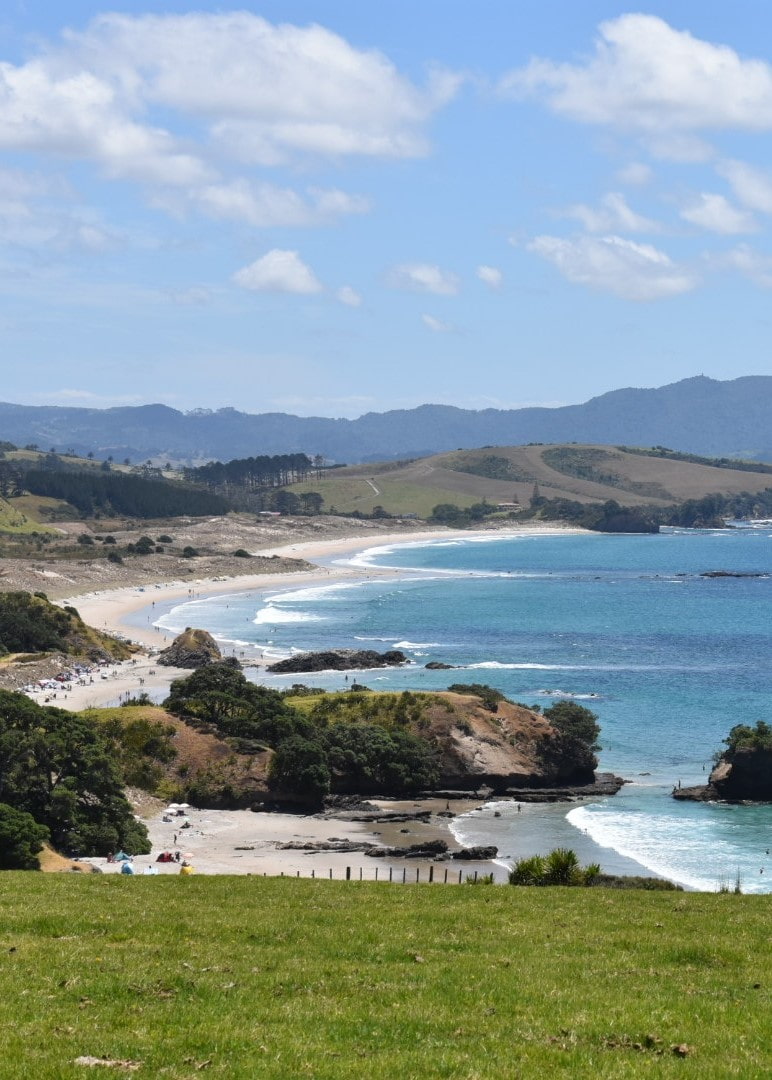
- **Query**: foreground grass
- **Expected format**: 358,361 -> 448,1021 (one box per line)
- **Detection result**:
0,876 -> 768,1078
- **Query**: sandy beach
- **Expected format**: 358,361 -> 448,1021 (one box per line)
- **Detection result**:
44,521 -> 662,885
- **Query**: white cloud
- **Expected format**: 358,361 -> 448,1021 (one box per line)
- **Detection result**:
164,180 -> 370,227
233,250 -> 323,294
389,262 -> 459,295
336,285 -> 362,307
61,12 -> 458,164
476,265 -> 503,289
528,234 -> 697,301
616,162 -> 653,186
0,12 -> 457,230
717,159 -> 772,213
422,313 -> 453,332
502,14 -> 772,134
680,193 -> 756,234
0,198 -> 121,252
565,192 -> 658,233
710,244 -> 772,287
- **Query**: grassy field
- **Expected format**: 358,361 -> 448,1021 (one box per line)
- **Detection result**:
286,444 -> 772,516
0,496 -> 60,535
0,875 -> 768,1078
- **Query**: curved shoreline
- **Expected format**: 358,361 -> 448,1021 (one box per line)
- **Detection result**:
54,522 -> 676,887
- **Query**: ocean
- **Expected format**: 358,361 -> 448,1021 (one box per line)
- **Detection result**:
143,527 -> 772,893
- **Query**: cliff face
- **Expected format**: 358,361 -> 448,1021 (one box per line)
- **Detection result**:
675,747 -> 772,803
709,747 -> 772,801
419,693 -> 598,792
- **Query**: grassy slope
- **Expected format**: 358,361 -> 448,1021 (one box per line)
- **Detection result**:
0,875 -> 767,1078
0,496 -> 60,535
286,445 -> 772,516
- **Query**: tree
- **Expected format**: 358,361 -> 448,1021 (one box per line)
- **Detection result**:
0,691 -> 150,856
543,701 -> 601,751
268,736 -> 330,808
0,803 -> 49,869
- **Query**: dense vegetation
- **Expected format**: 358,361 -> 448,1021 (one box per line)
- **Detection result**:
0,691 -> 149,857
0,803 -> 49,869
164,663 -> 439,806
723,720 -> 772,753
618,445 -> 772,475
24,466 -> 227,518
0,591 -> 130,658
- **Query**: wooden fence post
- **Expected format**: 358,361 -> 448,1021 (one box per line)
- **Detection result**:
402,867 -> 406,884
444,868 -> 448,884
429,865 -> 434,883
389,867 -> 393,883
416,867 -> 420,884
346,867 -> 351,881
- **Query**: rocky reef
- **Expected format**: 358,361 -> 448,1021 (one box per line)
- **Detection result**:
267,648 -> 408,673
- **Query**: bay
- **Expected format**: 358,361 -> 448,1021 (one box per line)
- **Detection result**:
151,527 -> 772,892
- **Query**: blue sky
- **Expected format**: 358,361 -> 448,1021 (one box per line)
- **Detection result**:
2,2 -> 772,416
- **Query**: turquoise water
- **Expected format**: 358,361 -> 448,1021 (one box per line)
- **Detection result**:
149,527 -> 772,892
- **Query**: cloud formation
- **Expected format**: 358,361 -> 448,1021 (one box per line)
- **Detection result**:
0,12 -> 454,228
528,234 -> 697,301
680,193 -> 756,234
389,262 -> 460,294
476,265 -> 503,289
502,14 -> 772,135
233,250 -> 323,294
565,192 -> 657,233
336,285 -> 362,307
422,313 -> 453,332
718,159 -> 772,214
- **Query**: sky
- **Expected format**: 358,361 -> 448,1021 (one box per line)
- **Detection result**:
2,1 -> 772,417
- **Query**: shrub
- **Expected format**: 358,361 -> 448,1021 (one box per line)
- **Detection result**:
232,548 -> 252,558
542,701 -> 601,750
182,546 -> 199,558
448,683 -> 506,712
508,848 -> 602,887
0,803 -> 49,869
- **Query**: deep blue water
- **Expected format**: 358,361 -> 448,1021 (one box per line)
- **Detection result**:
150,527 -> 772,892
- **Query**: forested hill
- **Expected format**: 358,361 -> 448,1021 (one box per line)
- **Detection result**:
2,375 -> 772,464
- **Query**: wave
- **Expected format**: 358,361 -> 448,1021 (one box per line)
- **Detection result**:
463,661 -> 723,672
392,640 -> 444,649
566,805 -> 767,893
252,605 -> 324,625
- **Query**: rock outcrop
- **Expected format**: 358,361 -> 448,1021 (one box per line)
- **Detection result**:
674,747 -> 772,803
267,649 -> 408,673
158,627 -> 222,669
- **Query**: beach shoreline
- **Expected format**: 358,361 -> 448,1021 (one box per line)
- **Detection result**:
39,520 -> 670,886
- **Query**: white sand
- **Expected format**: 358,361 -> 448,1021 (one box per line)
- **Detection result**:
84,802 -> 489,881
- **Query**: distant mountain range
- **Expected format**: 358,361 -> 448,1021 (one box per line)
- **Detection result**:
1,376 -> 771,465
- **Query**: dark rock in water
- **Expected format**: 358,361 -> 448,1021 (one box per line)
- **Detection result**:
452,845 -> 498,860
158,627 -> 222,669
267,649 -> 408,674
674,746 -> 772,803
366,839 -> 449,859
701,570 -> 768,579
425,661 -> 454,670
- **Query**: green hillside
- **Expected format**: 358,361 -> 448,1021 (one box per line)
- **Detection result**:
0,875 -> 767,1078
286,444 -> 772,518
